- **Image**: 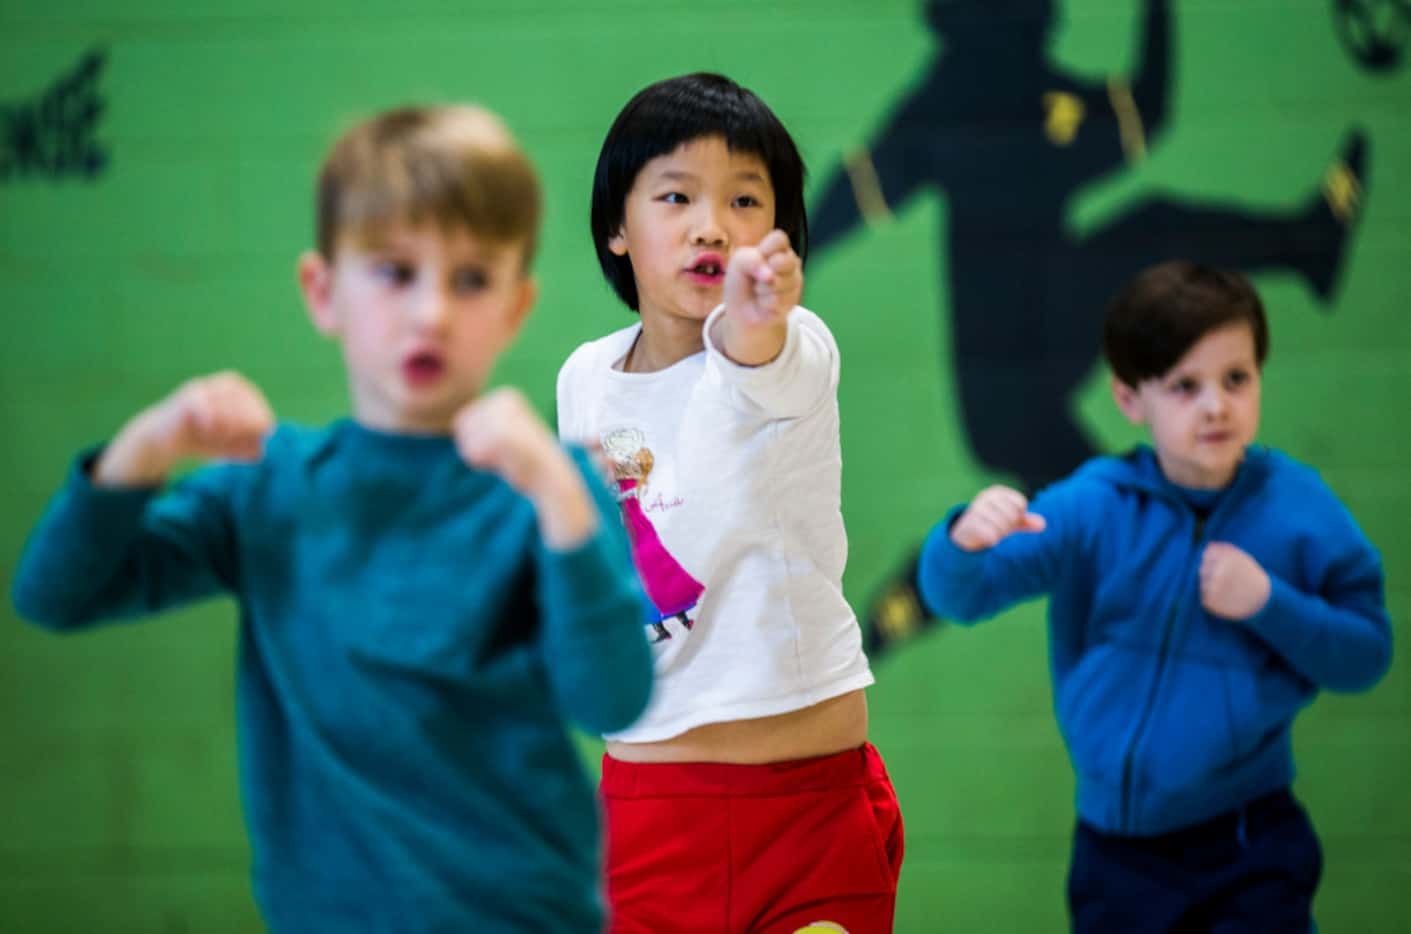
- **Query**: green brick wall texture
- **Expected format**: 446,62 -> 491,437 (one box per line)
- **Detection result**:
2,1 -> 1407,931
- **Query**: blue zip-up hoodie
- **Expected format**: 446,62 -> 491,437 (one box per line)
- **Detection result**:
918,445 -> 1391,836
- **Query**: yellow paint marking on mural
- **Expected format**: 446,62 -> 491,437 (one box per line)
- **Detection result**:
793,923 -> 850,934
876,585 -> 923,642
845,148 -> 894,225
1107,78 -> 1147,162
1042,91 -> 1085,146
1323,160 -> 1362,223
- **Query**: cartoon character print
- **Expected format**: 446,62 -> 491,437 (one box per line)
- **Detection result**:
601,427 -> 704,644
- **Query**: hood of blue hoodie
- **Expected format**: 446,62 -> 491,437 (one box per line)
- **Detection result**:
1073,443 -> 1273,504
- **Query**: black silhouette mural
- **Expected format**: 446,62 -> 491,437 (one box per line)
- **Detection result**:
1,48 -> 109,182
811,0 -> 1368,655
1334,0 -> 1411,72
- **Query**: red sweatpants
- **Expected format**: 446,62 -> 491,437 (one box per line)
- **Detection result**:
601,743 -> 904,934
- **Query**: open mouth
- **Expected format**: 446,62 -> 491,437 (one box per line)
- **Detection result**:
685,254 -> 725,283
402,350 -> 445,385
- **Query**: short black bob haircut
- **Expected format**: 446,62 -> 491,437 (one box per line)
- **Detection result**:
590,72 -> 809,312
1104,260 -> 1270,387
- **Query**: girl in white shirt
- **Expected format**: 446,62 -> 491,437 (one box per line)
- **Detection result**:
557,72 -> 904,933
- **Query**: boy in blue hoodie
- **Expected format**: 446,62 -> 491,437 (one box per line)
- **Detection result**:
918,260 -> 1391,932
11,104 -> 654,932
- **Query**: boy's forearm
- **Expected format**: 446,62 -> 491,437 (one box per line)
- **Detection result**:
918,503 -> 1059,623
536,541 -> 654,735
14,449 -> 237,631
534,448 -> 654,733
93,407 -> 179,488
528,452 -> 598,550
918,515 -> 998,622
12,457 -> 159,628
1244,574 -> 1392,693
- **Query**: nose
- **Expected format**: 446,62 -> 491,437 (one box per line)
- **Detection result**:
690,203 -> 727,248
1200,387 -> 1229,419
409,282 -> 450,332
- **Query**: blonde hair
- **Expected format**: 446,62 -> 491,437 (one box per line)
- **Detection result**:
315,104 -> 541,265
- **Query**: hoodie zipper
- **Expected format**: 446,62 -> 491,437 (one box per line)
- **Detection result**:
1117,509 -> 1206,832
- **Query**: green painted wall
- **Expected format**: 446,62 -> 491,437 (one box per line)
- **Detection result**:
2,1 -> 1406,930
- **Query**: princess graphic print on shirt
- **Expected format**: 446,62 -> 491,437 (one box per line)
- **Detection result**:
601,426 -> 704,644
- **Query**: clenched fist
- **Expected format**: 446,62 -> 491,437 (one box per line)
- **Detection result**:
453,387 -> 596,548
1199,542 -> 1271,621
723,229 -> 803,329
95,371 -> 274,487
950,484 -> 1047,552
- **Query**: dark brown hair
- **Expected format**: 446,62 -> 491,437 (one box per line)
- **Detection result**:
1104,260 -> 1269,386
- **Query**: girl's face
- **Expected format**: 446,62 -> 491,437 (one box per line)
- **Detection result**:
609,135 -> 776,328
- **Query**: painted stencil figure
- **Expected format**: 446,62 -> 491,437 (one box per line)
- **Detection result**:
811,0 -> 1369,652
601,426 -> 704,643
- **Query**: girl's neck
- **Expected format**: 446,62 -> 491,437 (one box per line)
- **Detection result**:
624,314 -> 706,373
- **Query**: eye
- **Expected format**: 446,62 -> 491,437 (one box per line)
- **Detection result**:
372,260 -> 415,287
657,192 -> 688,205
733,194 -> 762,208
1225,368 -> 1251,389
451,266 -> 489,293
1170,377 -> 1198,396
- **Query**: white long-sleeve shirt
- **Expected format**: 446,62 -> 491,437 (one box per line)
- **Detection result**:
556,305 -> 873,742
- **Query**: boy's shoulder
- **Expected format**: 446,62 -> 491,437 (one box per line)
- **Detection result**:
1243,446 -> 1357,522
1038,450 -> 1146,502
1028,448 -> 1175,529
1249,446 -> 1326,489
1055,446 -> 1323,494
262,420 -> 337,462
1055,446 -> 1343,515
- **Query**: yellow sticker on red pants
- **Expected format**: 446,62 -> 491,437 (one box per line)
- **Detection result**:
792,924 -> 849,934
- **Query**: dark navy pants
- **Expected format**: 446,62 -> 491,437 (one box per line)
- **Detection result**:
1067,789 -> 1322,933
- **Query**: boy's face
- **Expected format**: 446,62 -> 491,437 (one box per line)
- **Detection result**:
1112,323 -> 1262,489
299,223 -> 535,433
609,134 -> 776,326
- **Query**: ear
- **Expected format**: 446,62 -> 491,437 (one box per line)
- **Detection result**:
1111,376 -> 1145,425
297,251 -> 339,337
608,227 -> 628,257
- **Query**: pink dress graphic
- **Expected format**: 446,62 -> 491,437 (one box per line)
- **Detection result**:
603,428 -> 703,643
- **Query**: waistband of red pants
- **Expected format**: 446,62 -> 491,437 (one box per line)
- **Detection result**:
601,742 -> 889,798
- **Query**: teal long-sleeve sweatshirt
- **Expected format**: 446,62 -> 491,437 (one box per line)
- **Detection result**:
12,420 -> 655,933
